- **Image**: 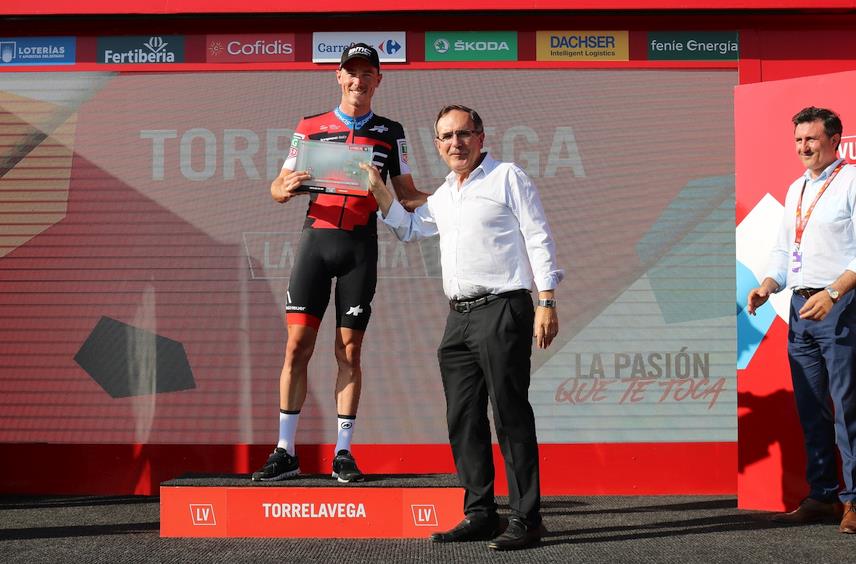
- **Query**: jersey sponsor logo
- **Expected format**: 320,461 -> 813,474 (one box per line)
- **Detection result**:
319,124 -> 342,131
288,134 -> 302,159
346,305 -> 364,316
316,134 -> 349,142
289,135 -> 302,159
370,125 -> 389,133
397,139 -> 409,164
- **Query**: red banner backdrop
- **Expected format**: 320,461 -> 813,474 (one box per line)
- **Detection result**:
736,69 -> 856,510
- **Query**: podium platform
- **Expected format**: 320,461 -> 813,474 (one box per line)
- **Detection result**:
160,473 -> 464,538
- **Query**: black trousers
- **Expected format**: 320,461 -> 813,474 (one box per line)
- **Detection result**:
437,291 -> 541,526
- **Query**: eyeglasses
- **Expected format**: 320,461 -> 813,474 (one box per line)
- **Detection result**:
436,129 -> 480,143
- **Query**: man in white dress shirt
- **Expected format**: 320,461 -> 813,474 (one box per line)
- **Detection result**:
362,105 -> 564,550
747,106 -> 856,532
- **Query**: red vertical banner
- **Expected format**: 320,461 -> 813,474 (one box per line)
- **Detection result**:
735,70 -> 856,510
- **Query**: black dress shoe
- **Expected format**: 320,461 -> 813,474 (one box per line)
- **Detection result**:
430,514 -> 501,542
487,517 -> 543,551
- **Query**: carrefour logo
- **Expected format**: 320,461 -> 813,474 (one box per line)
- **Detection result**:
425,32 -> 517,62
312,32 -> 406,63
378,39 -> 402,55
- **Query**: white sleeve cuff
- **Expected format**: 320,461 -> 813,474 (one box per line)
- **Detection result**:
535,270 -> 565,292
379,199 -> 407,226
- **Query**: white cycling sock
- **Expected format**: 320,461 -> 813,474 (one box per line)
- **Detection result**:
277,410 -> 300,455
334,415 -> 356,454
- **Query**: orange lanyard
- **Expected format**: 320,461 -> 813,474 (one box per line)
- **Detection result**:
795,161 -> 845,247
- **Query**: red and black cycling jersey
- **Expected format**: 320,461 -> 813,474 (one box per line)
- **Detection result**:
283,110 -> 411,236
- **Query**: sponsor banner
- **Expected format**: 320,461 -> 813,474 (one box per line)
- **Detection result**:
160,485 -> 463,537
205,34 -> 296,63
536,31 -> 628,61
97,36 -> 185,64
312,32 -> 406,63
0,37 -> 75,66
424,31 -> 517,62
647,31 -> 738,60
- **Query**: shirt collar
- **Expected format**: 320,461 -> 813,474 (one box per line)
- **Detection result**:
804,158 -> 845,182
444,152 -> 496,186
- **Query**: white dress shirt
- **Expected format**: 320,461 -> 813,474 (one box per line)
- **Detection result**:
765,158 -> 856,290
379,153 -> 564,300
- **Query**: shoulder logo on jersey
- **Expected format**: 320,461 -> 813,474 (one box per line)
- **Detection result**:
369,124 -> 389,133
320,124 -> 342,131
397,139 -> 409,164
289,134 -> 304,159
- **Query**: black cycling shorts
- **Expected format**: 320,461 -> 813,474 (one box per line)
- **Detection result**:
285,229 -> 378,331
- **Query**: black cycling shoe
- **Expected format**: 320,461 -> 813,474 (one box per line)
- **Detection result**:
331,449 -> 365,483
251,447 -> 300,481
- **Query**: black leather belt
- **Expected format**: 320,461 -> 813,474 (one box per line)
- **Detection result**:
449,289 -> 530,313
793,287 -> 824,299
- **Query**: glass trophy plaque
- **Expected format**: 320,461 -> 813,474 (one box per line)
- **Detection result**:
294,139 -> 373,197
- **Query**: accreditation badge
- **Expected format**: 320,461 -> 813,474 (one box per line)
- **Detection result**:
790,245 -> 803,273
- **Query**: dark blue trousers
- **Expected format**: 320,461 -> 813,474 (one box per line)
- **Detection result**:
788,290 -> 856,502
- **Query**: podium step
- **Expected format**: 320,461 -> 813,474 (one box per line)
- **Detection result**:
160,473 -> 464,538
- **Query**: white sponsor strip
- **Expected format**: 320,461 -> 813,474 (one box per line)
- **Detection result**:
312,32 -> 406,63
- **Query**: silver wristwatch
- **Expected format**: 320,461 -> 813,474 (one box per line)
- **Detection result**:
826,287 -> 841,303
537,298 -> 557,308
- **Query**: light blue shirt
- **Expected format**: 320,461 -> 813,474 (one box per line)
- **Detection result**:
765,158 -> 856,290
379,153 -> 564,300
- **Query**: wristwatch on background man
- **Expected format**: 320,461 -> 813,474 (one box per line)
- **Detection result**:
538,298 -> 557,308
826,287 -> 840,303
